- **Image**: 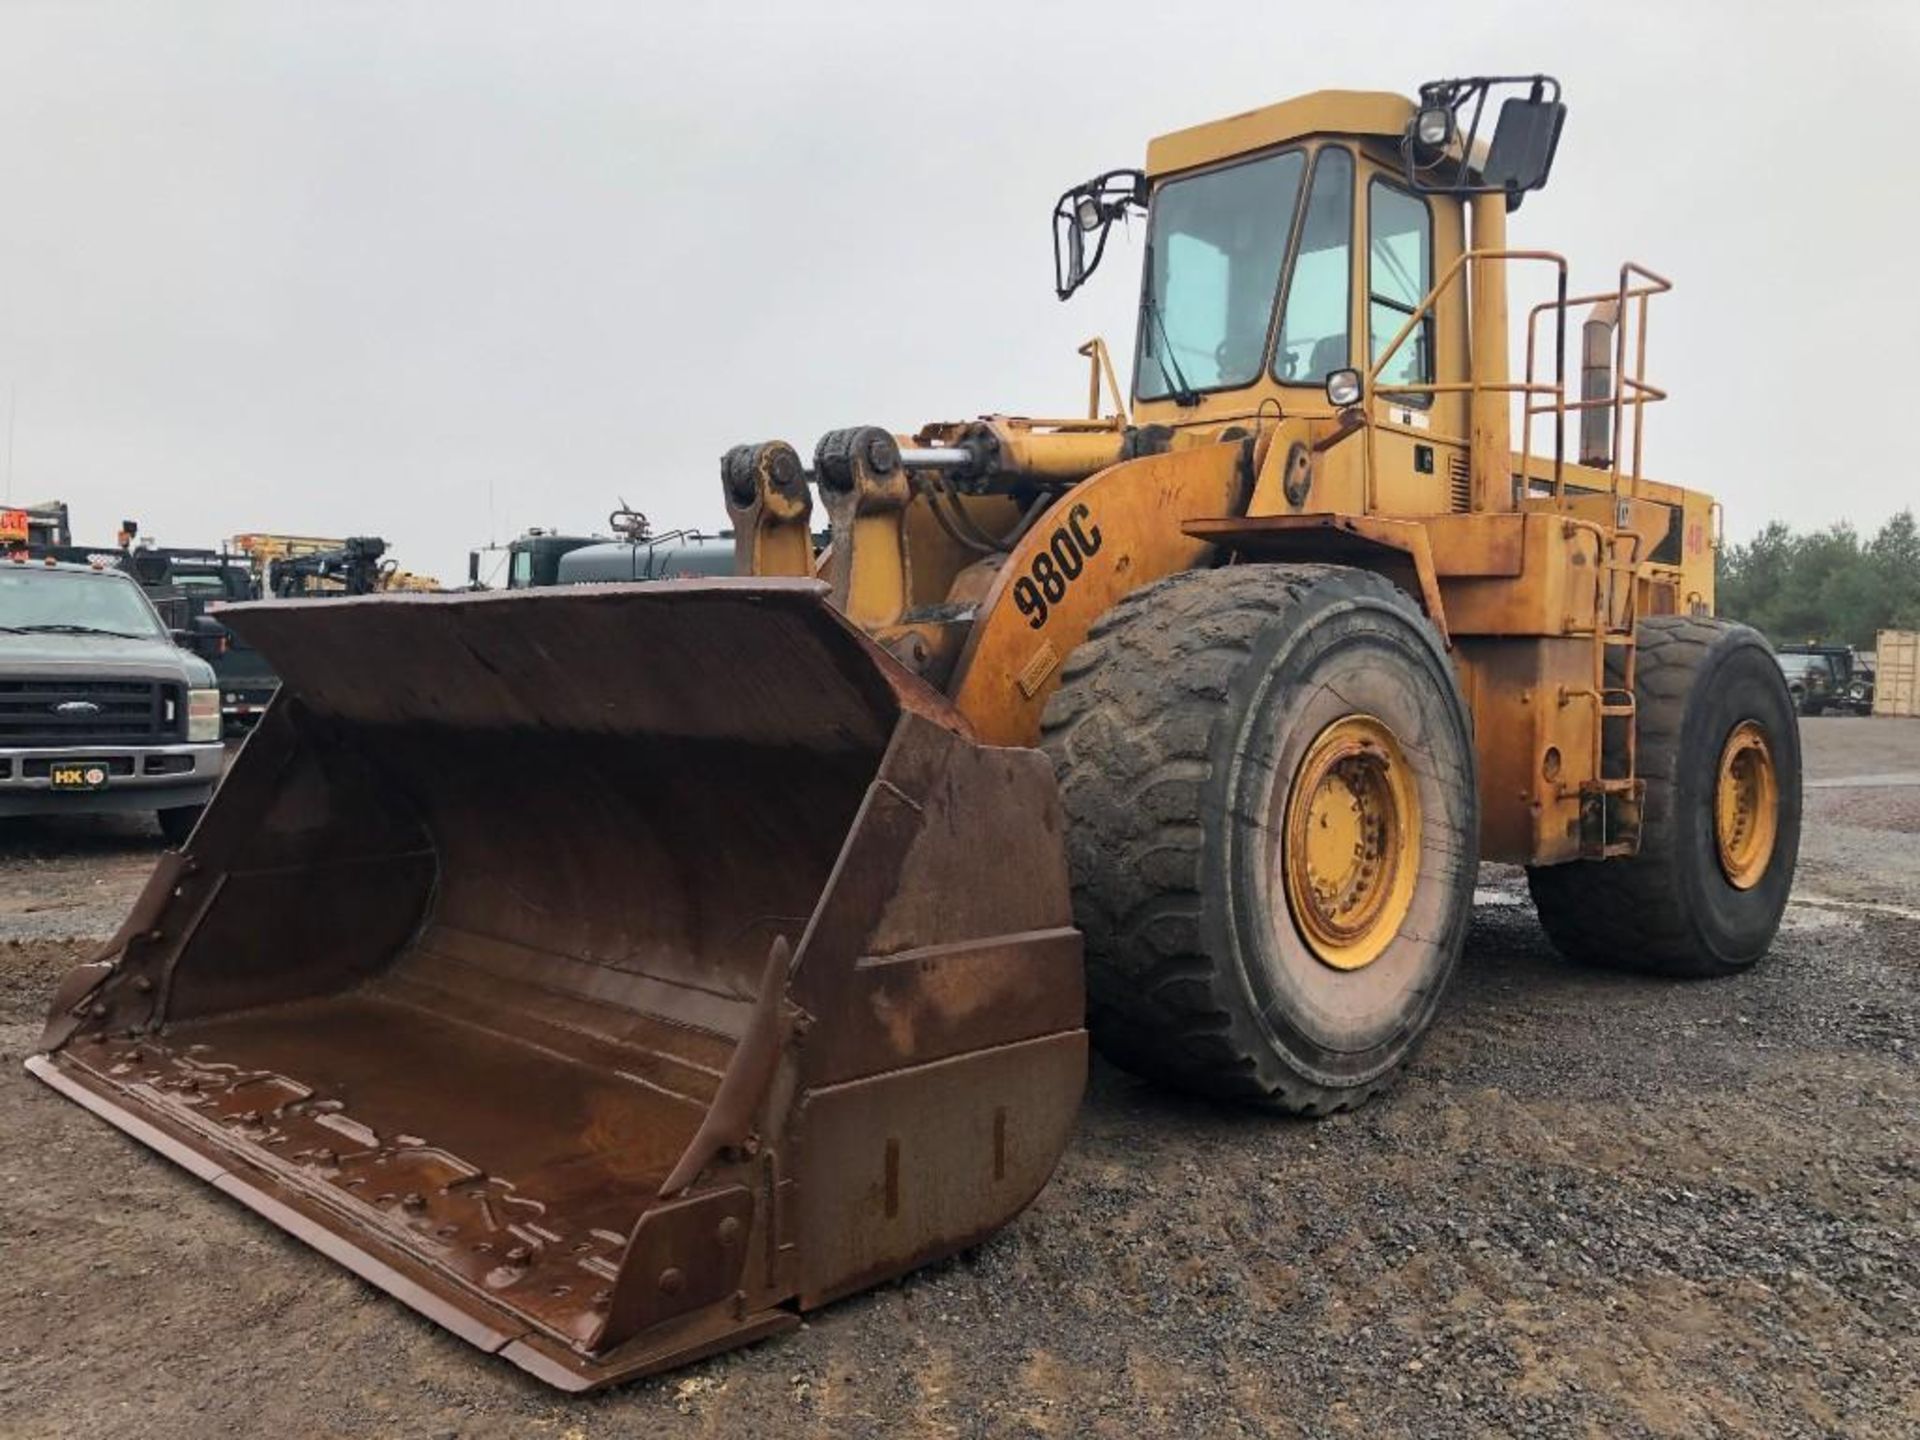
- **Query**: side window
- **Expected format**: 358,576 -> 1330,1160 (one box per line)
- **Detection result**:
1369,180 -> 1434,401
1275,147 -> 1353,383
509,549 -> 533,589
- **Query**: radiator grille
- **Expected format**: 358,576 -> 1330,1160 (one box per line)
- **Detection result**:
0,678 -> 183,746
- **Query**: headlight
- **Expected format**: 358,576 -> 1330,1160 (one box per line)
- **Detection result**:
188,687 -> 221,742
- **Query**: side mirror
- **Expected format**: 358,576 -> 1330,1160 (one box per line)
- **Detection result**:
1062,222 -> 1086,298
1052,169 -> 1147,301
1483,94 -> 1566,209
1401,75 -> 1564,211
467,550 -> 481,587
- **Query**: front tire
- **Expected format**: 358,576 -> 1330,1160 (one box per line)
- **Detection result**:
1528,616 -> 1801,977
1040,564 -> 1478,1114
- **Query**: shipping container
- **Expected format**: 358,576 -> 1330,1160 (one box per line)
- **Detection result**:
1874,629 -> 1919,717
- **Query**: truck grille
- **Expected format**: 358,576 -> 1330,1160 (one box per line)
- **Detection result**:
0,678 -> 184,746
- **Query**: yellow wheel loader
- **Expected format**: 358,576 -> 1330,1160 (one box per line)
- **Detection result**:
32,75 -> 1801,1388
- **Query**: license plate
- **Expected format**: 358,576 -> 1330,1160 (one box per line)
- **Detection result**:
49,761 -> 110,791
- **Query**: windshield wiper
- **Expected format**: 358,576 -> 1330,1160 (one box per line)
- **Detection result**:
5,623 -> 148,639
1140,243 -> 1201,407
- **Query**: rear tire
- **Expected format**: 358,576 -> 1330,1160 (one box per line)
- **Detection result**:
1527,616 -> 1801,977
157,805 -> 202,847
1039,564 -> 1478,1114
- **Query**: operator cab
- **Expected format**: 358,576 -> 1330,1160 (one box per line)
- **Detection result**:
1054,77 -> 1563,420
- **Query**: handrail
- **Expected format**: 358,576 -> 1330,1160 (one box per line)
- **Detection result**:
1077,337 -> 1129,424
1364,248 -> 1570,507
1364,250 -> 1670,515
1612,263 -> 1672,500
1522,263 -> 1671,501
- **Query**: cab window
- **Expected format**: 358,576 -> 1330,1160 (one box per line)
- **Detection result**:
1368,180 -> 1434,401
1136,150 -> 1305,399
1275,146 -> 1353,384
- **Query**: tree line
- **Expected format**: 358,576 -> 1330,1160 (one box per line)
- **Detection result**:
1716,510 -> 1920,652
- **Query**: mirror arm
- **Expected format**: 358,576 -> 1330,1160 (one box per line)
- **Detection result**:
1313,408 -> 1368,454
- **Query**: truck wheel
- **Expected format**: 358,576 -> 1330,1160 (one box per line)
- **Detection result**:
1527,616 -> 1800,977
1040,564 -> 1477,1114
157,805 -> 203,847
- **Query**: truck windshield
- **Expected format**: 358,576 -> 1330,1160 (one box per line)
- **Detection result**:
0,569 -> 165,638
1136,150 -> 1305,401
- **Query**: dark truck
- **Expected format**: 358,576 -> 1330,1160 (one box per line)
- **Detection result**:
119,545 -> 277,735
1776,643 -> 1873,716
120,537 -> 396,737
474,508 -> 735,589
0,558 -> 224,840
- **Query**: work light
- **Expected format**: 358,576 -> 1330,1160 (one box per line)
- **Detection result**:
1325,368 -> 1363,407
1415,106 -> 1452,148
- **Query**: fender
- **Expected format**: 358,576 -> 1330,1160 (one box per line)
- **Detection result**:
948,440 -> 1252,746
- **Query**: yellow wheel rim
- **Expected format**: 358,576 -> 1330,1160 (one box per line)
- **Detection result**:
1280,715 -> 1421,972
1714,720 -> 1779,890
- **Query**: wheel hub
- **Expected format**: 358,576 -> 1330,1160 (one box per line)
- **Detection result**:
1279,715 -> 1421,971
1714,720 -> 1779,890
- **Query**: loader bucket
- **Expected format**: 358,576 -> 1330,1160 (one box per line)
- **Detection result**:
29,579 -> 1084,1390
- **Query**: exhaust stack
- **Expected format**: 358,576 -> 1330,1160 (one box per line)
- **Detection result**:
1579,299 -> 1620,469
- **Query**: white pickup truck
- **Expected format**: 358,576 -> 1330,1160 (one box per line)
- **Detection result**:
0,558 -> 226,841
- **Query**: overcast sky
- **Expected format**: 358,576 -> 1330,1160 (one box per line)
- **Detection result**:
0,1 -> 1913,586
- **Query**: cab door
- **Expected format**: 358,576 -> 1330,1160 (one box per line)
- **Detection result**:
1360,160 -> 1469,515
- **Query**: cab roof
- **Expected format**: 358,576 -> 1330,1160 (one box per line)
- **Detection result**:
1144,89 -> 1414,177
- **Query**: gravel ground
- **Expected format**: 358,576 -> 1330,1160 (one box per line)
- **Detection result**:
1,717 -> 1915,1439
0,812 -> 165,942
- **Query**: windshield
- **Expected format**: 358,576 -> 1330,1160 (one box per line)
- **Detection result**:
0,568 -> 166,638
1136,150 -> 1305,401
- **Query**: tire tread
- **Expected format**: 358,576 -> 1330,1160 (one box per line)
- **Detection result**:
1040,564 -> 1455,1114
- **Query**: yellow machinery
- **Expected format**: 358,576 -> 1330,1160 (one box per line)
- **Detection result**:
230,531 -> 443,594
32,76 -> 1800,1387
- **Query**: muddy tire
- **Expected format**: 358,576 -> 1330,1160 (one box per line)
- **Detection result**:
1527,616 -> 1800,977
1039,564 -> 1477,1114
